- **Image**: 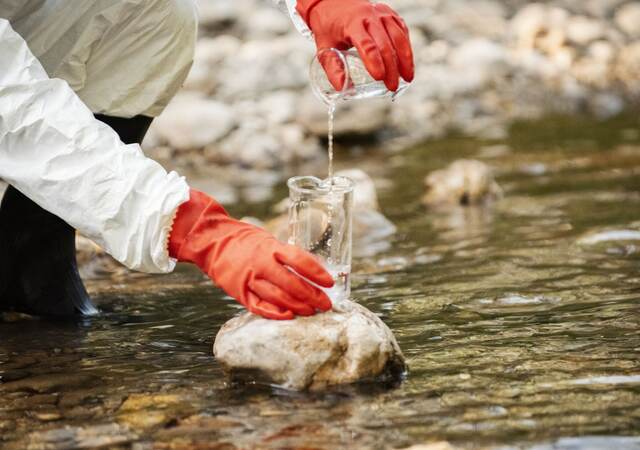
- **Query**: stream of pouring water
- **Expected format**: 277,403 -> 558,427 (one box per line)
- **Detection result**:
327,101 -> 336,187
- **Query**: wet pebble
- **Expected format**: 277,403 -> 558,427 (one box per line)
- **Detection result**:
33,411 -> 62,421
1,373 -> 97,394
13,423 -> 138,450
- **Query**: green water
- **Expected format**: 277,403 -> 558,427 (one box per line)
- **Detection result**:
1,116 -> 640,449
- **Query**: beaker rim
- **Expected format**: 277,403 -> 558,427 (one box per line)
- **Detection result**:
287,175 -> 355,194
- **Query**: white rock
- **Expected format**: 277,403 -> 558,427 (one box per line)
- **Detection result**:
184,36 -> 242,93
588,40 -> 616,63
584,0 -> 627,18
590,92 -> 624,118
197,0 -> 251,28
566,16 -> 605,46
448,39 -> 510,91
195,36 -> 243,67
510,4 -> 569,54
449,38 -> 509,69
335,168 -> 380,211
213,300 -> 406,391
216,36 -> 311,100
442,0 -> 508,39
615,3 -> 640,38
245,6 -> 291,38
152,94 -> 235,151
578,229 -> 640,245
214,126 -> 279,169
423,159 -> 503,207
615,42 -> 640,92
298,92 -> 390,136
258,90 -> 297,125
571,56 -> 611,88
75,235 -> 123,279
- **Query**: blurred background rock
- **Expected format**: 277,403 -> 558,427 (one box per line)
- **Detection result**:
142,0 -> 640,182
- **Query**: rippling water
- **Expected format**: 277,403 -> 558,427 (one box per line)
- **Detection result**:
1,116 -> 640,449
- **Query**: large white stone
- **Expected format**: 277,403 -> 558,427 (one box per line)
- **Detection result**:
184,36 -> 242,93
566,16 -> 606,46
423,159 -> 503,207
213,300 -> 406,391
615,3 -> 640,39
244,6 -> 291,38
510,4 -> 569,54
151,94 -> 235,151
297,92 -> 390,137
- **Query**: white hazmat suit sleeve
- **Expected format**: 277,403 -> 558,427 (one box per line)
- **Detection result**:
271,0 -> 312,38
0,19 -> 190,274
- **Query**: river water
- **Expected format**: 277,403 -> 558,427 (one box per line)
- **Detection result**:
1,116 -> 639,449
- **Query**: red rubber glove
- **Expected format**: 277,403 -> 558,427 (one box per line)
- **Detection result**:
168,189 -> 334,320
297,0 -> 414,92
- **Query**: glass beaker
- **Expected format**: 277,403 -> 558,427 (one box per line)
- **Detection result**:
288,176 -> 354,305
310,48 -> 411,105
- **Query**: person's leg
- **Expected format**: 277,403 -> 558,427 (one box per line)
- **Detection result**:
0,186 -> 96,316
0,0 -> 196,317
0,115 -> 154,317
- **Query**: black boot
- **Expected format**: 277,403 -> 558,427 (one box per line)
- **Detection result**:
0,114 -> 153,317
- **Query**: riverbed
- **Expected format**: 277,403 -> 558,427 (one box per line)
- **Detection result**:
1,116 -> 639,449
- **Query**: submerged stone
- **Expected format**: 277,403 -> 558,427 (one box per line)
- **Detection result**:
213,300 -> 406,391
423,159 -> 502,207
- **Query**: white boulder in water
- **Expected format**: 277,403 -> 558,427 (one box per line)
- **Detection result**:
213,300 -> 406,391
577,229 -> 640,245
423,159 -> 502,207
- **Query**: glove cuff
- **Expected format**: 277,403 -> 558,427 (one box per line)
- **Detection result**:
295,0 -> 326,26
168,188 -> 227,260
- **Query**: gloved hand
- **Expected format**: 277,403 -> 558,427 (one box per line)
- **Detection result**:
297,0 -> 414,92
168,189 -> 334,320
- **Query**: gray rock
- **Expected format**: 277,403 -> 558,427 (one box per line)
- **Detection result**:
213,300 -> 406,391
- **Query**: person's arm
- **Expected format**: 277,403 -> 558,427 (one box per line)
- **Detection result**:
0,18 -> 333,320
0,18 -> 189,273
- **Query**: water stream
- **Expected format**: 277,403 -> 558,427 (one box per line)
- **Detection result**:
1,116 -> 639,449
327,101 -> 336,185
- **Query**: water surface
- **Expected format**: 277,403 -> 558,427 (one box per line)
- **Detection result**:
1,116 -> 640,449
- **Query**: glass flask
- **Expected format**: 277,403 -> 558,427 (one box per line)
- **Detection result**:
287,176 -> 354,305
310,48 -> 410,105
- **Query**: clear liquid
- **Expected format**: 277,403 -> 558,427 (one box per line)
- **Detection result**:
323,79 -> 410,104
327,101 -> 336,187
322,263 -> 351,306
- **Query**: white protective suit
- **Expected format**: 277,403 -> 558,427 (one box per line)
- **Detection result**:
0,0 -> 309,274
